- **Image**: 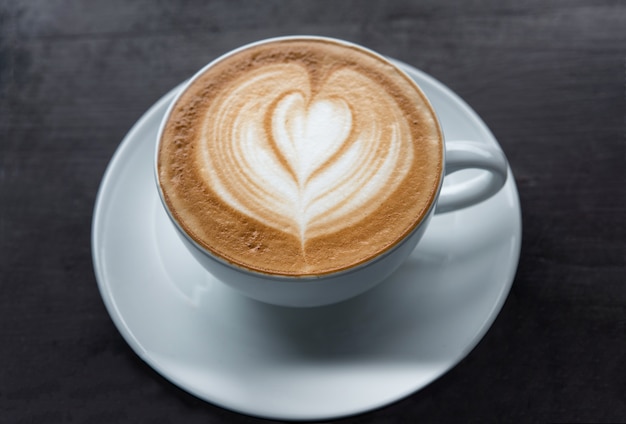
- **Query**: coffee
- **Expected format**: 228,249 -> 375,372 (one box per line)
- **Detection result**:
157,38 -> 443,276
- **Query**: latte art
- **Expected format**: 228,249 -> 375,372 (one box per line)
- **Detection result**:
199,63 -> 414,244
158,38 -> 443,275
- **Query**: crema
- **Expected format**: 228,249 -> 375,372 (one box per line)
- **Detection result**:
158,38 -> 443,275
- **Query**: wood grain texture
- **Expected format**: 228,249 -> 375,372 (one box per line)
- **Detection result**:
1,0 -> 625,422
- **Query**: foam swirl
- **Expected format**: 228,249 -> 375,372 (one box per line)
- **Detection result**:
197,63 -> 414,244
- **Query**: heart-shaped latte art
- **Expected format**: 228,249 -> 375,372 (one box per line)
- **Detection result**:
198,63 -> 415,244
272,93 -> 352,188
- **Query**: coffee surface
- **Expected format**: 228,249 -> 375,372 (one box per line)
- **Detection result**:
158,38 -> 443,275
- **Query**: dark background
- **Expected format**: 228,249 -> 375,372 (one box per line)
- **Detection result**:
1,1 -> 625,422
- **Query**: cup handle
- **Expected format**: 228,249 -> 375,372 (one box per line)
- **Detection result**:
436,140 -> 509,214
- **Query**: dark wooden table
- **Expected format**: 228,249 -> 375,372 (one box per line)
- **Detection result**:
2,1 -> 625,422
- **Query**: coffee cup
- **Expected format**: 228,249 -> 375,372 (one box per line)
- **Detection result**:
155,36 -> 508,307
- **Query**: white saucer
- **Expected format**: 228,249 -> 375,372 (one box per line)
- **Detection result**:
92,61 -> 521,421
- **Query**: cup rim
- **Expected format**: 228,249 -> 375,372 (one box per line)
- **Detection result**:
154,35 -> 445,281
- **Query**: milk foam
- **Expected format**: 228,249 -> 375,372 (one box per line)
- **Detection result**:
158,38 -> 443,275
198,63 -> 414,244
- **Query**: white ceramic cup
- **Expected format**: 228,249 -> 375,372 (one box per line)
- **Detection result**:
155,36 -> 508,307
